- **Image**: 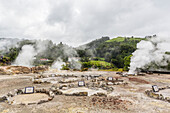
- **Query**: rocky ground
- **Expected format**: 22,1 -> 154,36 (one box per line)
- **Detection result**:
0,69 -> 170,113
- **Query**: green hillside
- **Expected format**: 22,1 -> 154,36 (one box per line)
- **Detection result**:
106,37 -> 144,43
76,36 -> 146,70
106,37 -> 125,42
82,60 -> 113,69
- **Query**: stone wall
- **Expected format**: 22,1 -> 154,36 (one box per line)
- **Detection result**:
145,86 -> 170,103
0,87 -> 54,105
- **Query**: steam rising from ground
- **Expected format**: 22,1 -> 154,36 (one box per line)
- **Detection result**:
52,45 -> 82,70
68,57 -> 81,70
52,58 -> 65,70
129,35 -> 170,74
52,57 -> 82,70
13,45 -> 36,67
0,38 -> 82,69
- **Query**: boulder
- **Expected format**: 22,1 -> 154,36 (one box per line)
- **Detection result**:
92,93 -> 107,97
49,91 -> 55,97
106,87 -> 114,92
54,90 -> 63,95
0,68 -> 8,75
7,92 -> 14,97
40,89 -> 47,93
50,86 -> 62,95
107,82 -> 113,85
35,89 -> 41,93
72,92 -> 88,96
165,97 -> 170,102
59,84 -> 68,89
17,89 -> 23,95
159,94 -> 164,100
0,96 -> 7,102
152,94 -> 159,99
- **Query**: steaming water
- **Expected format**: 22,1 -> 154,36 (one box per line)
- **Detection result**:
129,35 -> 170,74
13,45 -> 36,67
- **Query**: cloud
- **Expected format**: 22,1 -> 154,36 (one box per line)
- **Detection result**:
0,0 -> 170,46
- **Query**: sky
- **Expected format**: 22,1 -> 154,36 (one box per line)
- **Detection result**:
0,0 -> 170,46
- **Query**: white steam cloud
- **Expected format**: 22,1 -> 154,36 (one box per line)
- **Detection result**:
13,45 -> 36,67
68,57 -> 81,70
0,38 -> 19,54
129,35 -> 170,74
52,58 -> 65,70
52,45 -> 82,70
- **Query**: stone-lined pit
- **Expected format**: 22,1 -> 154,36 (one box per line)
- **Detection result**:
12,93 -> 49,105
145,86 -> 170,103
0,87 -> 55,105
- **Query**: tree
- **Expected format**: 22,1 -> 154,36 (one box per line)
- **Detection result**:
104,52 -> 111,62
5,47 -> 20,62
123,55 -> 132,71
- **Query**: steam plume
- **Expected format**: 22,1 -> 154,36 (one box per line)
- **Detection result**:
52,44 -> 82,70
68,57 -> 81,70
52,58 -> 65,70
129,35 -> 170,74
13,45 -> 36,67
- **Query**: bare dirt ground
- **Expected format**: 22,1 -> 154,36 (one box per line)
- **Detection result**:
12,93 -> 49,105
0,70 -> 170,113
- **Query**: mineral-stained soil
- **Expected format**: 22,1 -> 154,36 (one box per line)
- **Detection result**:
0,70 -> 170,113
0,66 -> 48,75
128,77 -> 150,84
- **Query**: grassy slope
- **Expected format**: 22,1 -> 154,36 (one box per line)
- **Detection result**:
106,37 -> 125,42
90,60 -> 112,67
106,37 -> 145,43
81,60 -> 114,69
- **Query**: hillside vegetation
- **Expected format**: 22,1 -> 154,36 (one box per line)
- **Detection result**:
77,36 -> 146,70
0,36 -> 146,71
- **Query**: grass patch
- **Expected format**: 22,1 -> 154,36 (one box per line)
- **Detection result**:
106,37 -> 125,42
82,60 -> 114,69
90,60 -> 112,66
106,37 -> 145,43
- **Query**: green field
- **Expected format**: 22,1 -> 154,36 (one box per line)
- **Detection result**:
82,60 -> 114,69
106,37 -> 145,43
90,60 -> 112,66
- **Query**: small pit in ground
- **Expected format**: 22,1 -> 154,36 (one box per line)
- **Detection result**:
12,93 -> 49,105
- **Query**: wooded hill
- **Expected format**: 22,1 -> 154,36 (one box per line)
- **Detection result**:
0,36 -> 146,71
77,36 -> 145,70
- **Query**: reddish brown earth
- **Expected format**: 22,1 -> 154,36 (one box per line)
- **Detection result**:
128,77 -> 150,84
